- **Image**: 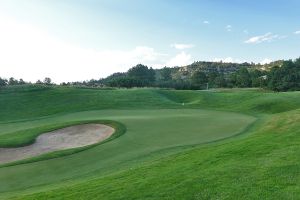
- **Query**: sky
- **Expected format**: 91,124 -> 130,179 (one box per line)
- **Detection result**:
0,0 -> 300,83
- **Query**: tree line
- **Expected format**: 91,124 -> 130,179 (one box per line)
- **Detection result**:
97,58 -> 299,91
1,58 -> 299,91
101,65 -> 268,90
0,77 -> 53,87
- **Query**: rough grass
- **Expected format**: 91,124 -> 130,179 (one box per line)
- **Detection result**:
0,86 -> 299,199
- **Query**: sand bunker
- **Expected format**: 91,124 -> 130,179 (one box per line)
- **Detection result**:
0,124 -> 114,165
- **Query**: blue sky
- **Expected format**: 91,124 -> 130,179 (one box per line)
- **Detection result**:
0,0 -> 299,82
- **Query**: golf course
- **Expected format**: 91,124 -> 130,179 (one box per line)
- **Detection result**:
0,86 -> 299,199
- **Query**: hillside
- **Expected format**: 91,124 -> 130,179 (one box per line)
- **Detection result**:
89,59 -> 296,91
156,60 -> 285,81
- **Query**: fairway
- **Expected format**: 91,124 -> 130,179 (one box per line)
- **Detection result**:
0,87 -> 299,199
0,109 -> 255,194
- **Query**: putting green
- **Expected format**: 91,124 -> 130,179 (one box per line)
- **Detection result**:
0,109 -> 255,195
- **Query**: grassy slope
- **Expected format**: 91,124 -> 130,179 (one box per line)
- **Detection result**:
0,86 -> 299,199
0,86 -> 176,122
1,86 -> 300,122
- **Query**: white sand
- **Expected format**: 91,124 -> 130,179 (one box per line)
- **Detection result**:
0,124 -> 114,164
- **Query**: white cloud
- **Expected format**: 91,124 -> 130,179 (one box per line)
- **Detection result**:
212,57 -> 244,63
0,16 -> 197,83
294,30 -> 300,34
260,58 -> 272,65
130,46 -> 167,62
171,43 -> 195,50
213,57 -> 274,64
0,16 -> 170,83
203,21 -> 210,24
165,52 -> 192,67
244,32 -> 279,44
226,25 -> 232,32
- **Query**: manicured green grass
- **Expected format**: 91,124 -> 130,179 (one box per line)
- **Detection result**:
0,109 -> 255,195
0,86 -> 299,199
14,109 -> 300,200
1,86 -> 300,122
156,89 -> 300,114
0,86 -> 177,122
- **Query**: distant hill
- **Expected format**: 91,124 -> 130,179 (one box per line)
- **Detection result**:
156,60 -> 285,80
1,58 -> 296,91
